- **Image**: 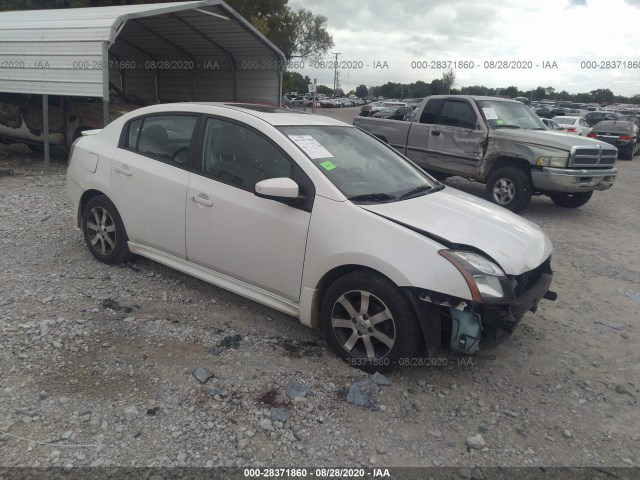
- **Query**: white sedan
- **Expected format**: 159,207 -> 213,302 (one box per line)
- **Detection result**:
551,116 -> 592,135
67,103 -> 555,371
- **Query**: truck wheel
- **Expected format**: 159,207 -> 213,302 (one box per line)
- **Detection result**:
486,167 -> 532,213
549,191 -> 593,208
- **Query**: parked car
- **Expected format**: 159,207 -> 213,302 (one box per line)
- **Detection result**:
360,100 -> 383,116
354,95 -> 618,212
551,116 -> 592,135
584,111 -> 619,127
67,102 -> 556,371
0,84 -> 143,149
535,107 -> 554,119
541,118 -> 565,131
369,101 -> 407,116
587,120 -> 639,159
371,106 -> 413,120
617,114 -> 640,130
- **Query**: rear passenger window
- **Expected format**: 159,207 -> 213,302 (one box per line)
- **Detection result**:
133,115 -> 198,165
199,118 -> 293,191
127,118 -> 142,149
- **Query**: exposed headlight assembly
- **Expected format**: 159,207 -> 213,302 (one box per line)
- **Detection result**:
439,250 -> 515,303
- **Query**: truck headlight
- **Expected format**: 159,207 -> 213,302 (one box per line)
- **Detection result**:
439,250 -> 515,303
535,155 -> 567,167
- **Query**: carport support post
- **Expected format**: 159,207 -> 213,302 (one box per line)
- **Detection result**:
43,94 -> 49,176
102,42 -> 110,126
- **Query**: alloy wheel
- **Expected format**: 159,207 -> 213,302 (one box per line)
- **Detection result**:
330,290 -> 396,359
86,206 -> 117,256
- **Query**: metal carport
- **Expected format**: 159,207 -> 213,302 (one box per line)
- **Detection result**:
0,0 -> 285,172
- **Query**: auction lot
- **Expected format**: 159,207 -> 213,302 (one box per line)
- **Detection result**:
0,113 -> 639,470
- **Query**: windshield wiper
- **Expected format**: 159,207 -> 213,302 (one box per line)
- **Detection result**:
493,124 -> 521,129
399,184 -> 433,199
348,192 -> 397,203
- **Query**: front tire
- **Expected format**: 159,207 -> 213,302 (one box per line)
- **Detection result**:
485,167 -> 532,213
549,191 -> 593,208
82,195 -> 133,264
320,271 -> 421,373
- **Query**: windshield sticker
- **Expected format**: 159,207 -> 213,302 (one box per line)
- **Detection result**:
319,160 -> 336,171
288,134 -> 334,159
482,108 -> 499,120
495,119 -> 505,125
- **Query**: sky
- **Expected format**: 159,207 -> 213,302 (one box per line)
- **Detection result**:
287,0 -> 640,97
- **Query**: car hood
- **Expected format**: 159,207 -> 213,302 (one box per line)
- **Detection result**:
489,128 -> 616,152
360,187 -> 552,275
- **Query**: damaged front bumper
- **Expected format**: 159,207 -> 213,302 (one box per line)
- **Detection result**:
408,257 -> 556,355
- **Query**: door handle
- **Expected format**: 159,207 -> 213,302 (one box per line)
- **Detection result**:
114,165 -> 132,176
431,130 -> 441,136
190,194 -> 213,207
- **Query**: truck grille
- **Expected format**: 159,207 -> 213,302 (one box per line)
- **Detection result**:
569,145 -> 617,167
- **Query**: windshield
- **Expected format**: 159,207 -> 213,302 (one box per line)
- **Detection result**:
278,126 -> 438,202
554,117 -> 577,125
478,100 -> 547,130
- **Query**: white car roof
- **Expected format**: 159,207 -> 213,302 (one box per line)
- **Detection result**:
124,102 -> 348,127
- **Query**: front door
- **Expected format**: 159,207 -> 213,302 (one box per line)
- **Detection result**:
425,99 -> 486,176
185,117 -> 311,302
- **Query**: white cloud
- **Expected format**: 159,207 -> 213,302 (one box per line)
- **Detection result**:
289,0 -> 640,96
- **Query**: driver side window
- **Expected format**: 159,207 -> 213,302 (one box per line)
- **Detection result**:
199,118 -> 293,191
437,101 -> 477,129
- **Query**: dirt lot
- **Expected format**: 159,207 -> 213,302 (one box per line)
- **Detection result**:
0,123 -> 639,474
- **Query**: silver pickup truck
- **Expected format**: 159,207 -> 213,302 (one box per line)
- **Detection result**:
353,95 -> 618,212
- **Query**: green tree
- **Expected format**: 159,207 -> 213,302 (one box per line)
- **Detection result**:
283,71 -> 311,95
590,88 -> 614,104
316,84 -> 332,95
226,1 -> 333,62
442,69 -> 455,94
355,84 -> 368,98
502,86 -> 520,98
533,86 -> 546,100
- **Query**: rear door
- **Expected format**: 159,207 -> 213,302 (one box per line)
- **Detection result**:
111,113 -> 199,259
425,98 -> 486,176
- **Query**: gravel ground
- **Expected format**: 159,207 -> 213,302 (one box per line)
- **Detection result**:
0,125 -> 639,473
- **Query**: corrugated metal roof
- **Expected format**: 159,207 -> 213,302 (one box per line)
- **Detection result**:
0,0 -> 285,103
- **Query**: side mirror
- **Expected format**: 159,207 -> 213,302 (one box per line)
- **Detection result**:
255,177 -> 305,207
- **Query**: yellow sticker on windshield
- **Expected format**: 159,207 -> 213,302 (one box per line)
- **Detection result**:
495,119 -> 505,125
320,160 -> 336,171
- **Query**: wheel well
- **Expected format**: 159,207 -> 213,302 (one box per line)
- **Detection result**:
313,265 -> 397,327
486,157 -> 531,180
77,189 -> 105,228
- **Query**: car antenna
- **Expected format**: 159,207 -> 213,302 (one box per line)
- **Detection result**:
182,88 -> 193,102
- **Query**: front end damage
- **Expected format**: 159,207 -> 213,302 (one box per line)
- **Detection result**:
408,256 -> 556,355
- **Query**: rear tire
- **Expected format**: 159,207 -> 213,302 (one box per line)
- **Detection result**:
485,167 -> 532,213
549,191 -> 593,208
320,271 -> 421,373
82,195 -> 134,265
623,144 -> 634,160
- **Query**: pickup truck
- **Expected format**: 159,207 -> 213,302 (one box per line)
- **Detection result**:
353,95 -> 618,212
